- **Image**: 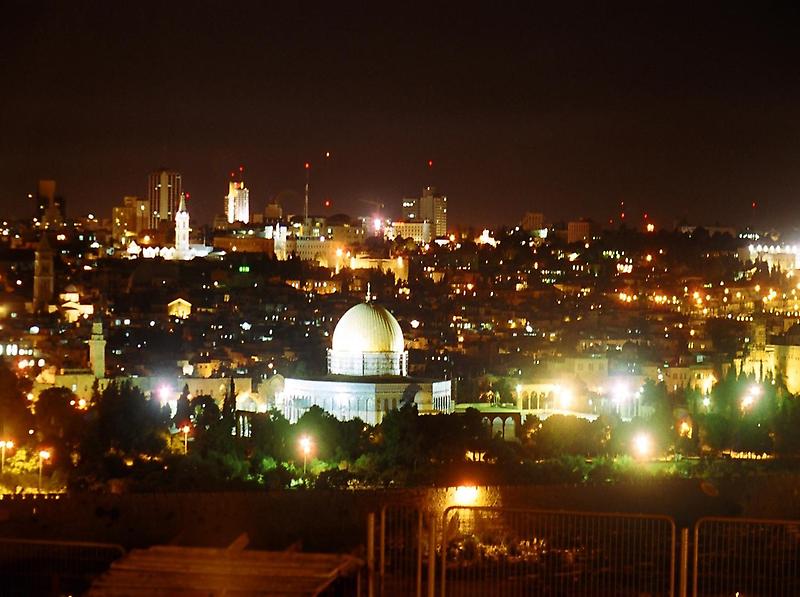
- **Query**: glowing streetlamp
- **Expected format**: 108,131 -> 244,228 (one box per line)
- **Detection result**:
38,449 -> 51,493
557,386 -> 573,410
632,432 -> 653,460
741,385 -> 761,412
181,425 -> 190,454
0,440 -> 13,474
299,435 -> 312,475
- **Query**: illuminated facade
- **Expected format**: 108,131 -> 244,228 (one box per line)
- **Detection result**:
225,177 -> 250,224
401,186 -> 447,237
279,302 -> 452,425
148,169 -> 182,228
174,193 -> 191,260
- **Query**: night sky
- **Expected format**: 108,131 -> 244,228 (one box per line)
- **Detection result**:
2,1 -> 800,229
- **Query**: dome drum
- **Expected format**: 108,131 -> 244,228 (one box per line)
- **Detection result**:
328,349 -> 408,377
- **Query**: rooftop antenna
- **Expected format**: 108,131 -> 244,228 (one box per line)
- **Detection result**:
304,162 -> 311,224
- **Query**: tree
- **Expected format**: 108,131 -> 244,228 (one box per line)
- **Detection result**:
84,382 -> 171,461
0,361 -> 33,440
35,387 -> 84,461
173,384 -> 192,428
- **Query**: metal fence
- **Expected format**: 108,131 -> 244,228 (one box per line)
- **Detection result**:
693,516 -> 800,597
379,505 -> 427,596
440,507 -> 676,597
0,537 -> 125,594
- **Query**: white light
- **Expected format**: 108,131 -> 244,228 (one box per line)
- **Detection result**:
410,319 -> 420,329
158,385 -> 172,403
632,432 -> 653,459
29,326 -> 40,334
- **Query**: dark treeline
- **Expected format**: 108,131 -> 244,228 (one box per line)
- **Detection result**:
3,361 -> 800,492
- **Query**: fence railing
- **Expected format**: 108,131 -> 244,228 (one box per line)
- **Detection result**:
439,506 -> 676,597
378,504 -> 427,596
0,537 -> 125,594
693,516 -> 800,597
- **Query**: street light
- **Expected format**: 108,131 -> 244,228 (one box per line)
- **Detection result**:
38,449 -> 51,493
0,440 -> 13,474
632,432 -> 653,460
741,385 -> 761,412
181,425 -> 190,454
299,435 -> 312,475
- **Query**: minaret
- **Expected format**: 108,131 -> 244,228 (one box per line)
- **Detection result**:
88,317 -> 106,379
33,233 -> 54,312
175,192 -> 190,260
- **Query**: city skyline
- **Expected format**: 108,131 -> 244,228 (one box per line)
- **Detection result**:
3,3 -> 800,229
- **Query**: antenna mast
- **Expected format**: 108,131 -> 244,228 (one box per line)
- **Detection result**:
304,162 -> 311,224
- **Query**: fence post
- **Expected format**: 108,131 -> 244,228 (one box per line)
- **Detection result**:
379,508 -> 385,596
367,512 -> 375,597
416,509 -> 423,597
428,513 -> 437,597
679,527 -> 689,597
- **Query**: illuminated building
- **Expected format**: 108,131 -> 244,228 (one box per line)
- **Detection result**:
35,179 -> 66,228
264,202 -> 283,221
279,302 -> 452,425
88,319 -> 106,379
148,169 -> 182,228
32,233 -> 54,313
739,244 -> 800,272
225,170 -> 250,224
567,220 -> 593,244
401,186 -> 447,237
521,212 -> 544,232
112,196 -> 148,246
174,193 -> 191,260
387,221 -> 432,244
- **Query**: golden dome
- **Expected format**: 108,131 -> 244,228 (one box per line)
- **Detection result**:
332,303 -> 404,354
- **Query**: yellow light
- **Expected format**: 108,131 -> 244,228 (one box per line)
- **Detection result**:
453,485 -> 479,506
38,450 -> 51,460
181,425 -> 190,434
679,421 -> 692,438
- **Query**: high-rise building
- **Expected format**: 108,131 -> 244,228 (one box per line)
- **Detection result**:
148,169 -> 182,229
264,201 -> 283,221
112,196 -> 149,246
225,169 -> 250,224
522,212 -> 545,231
35,180 -> 66,228
401,186 -> 447,237
567,220 -> 593,244
174,193 -> 191,260
36,180 -> 56,219
33,233 -> 54,312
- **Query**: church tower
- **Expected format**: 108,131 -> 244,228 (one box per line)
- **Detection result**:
174,192 -> 190,260
88,318 -> 106,379
33,233 -> 54,312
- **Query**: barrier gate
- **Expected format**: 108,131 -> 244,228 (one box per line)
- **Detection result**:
368,506 -> 800,597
